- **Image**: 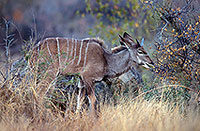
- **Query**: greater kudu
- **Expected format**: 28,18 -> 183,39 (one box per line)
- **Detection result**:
29,32 -> 154,114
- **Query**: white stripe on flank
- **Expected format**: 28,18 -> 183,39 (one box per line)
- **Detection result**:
83,40 -> 90,69
56,37 -> 61,66
65,39 -> 69,61
72,39 -> 77,64
46,41 -> 52,56
77,40 -> 83,65
70,38 -> 74,59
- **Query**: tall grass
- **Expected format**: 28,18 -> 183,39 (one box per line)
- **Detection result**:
0,61 -> 200,131
0,81 -> 200,131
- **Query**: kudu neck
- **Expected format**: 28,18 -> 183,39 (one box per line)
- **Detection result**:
105,47 -> 132,78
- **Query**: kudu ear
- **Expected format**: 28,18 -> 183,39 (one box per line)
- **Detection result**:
123,32 -> 132,39
118,34 -> 129,48
124,32 -> 135,42
122,32 -> 137,47
136,39 -> 141,47
118,35 -> 125,45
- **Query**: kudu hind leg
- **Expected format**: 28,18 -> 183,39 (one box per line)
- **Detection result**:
87,88 -> 96,112
81,73 -> 99,116
84,81 -> 98,116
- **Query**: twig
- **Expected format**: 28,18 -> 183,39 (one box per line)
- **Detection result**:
3,18 -> 12,80
0,70 -> 5,80
158,22 -> 168,40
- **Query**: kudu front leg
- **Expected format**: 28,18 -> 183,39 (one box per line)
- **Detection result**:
76,79 -> 85,112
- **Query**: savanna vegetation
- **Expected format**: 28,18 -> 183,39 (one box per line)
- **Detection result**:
0,0 -> 199,130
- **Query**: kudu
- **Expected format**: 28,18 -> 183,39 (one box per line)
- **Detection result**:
29,32 -> 154,113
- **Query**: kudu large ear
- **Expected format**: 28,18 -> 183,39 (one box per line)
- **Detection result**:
122,32 -> 137,47
123,32 -> 132,38
118,35 -> 125,45
136,39 -> 141,47
118,34 -> 130,48
123,32 -> 133,40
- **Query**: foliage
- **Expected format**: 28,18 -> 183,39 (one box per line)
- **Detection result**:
141,84 -> 191,105
83,0 -> 155,45
141,0 -> 200,91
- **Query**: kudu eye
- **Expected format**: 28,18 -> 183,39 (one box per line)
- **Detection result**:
137,50 -> 143,54
137,49 -> 147,55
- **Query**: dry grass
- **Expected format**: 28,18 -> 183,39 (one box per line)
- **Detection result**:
0,87 -> 200,131
97,100 -> 200,131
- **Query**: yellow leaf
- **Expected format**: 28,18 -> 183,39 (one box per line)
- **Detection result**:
194,31 -> 199,35
177,7 -> 181,11
183,45 -> 186,50
135,22 -> 139,27
81,13 -> 85,18
114,5 -> 119,9
178,33 -> 183,38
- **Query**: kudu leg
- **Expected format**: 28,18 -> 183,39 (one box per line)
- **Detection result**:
77,88 -> 85,111
87,89 -> 96,112
81,73 -> 99,116
76,78 -> 85,112
77,88 -> 82,111
85,82 -> 98,116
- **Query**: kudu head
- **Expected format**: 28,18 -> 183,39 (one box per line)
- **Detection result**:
119,32 -> 154,68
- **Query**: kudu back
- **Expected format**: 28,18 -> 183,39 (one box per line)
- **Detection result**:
29,32 -> 154,113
